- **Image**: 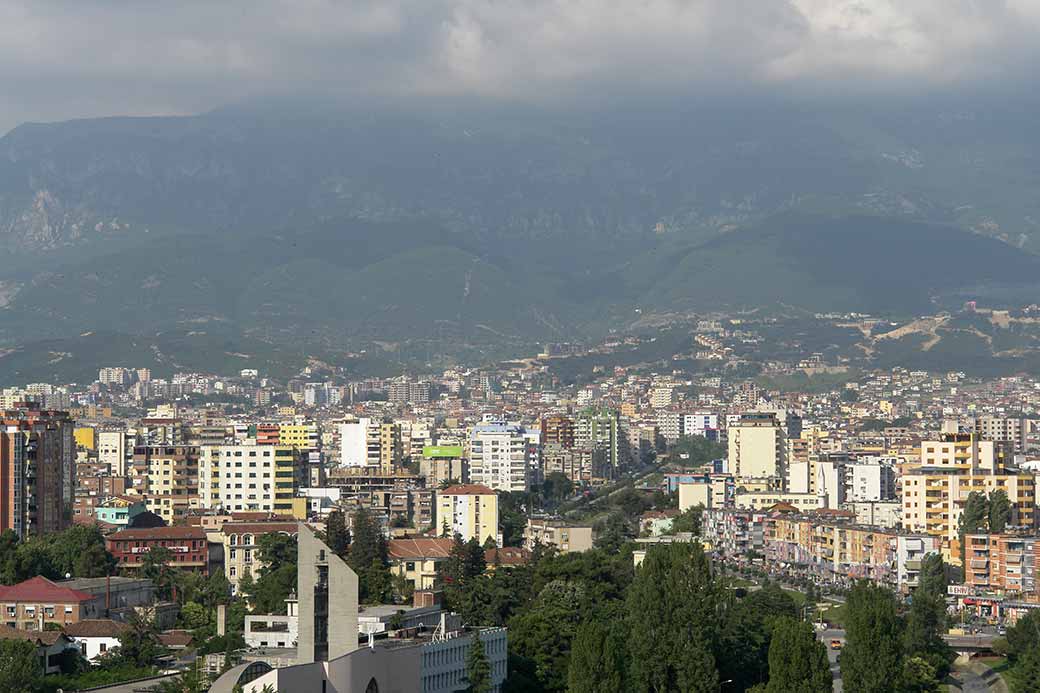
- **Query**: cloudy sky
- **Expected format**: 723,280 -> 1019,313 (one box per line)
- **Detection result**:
1,0 -> 1038,133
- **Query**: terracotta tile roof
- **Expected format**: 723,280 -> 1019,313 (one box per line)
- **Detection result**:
158,630 -> 193,648
107,526 -> 207,541
439,484 -> 496,496
0,624 -> 71,646
220,521 -> 300,536
63,619 -> 129,638
485,547 -> 530,566
388,537 -> 455,560
0,576 -> 94,604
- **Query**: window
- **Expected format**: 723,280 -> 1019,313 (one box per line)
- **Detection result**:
100,643 -> 107,652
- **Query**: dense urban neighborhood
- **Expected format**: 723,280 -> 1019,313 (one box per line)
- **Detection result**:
2,309 -> 1040,691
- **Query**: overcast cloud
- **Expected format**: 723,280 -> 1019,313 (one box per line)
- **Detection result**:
1,0 -> 1039,133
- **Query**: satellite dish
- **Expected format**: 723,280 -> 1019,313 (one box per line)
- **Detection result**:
65,572 -> 71,579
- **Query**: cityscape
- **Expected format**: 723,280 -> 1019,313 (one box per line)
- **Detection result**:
4,2 -> 1040,693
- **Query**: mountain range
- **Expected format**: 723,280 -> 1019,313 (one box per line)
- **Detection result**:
2,99 -> 1040,381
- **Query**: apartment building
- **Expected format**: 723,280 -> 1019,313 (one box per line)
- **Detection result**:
701,508 -> 766,558
764,513 -> 939,591
339,419 -> 402,472
728,413 -> 785,483
1,407 -> 76,538
420,445 -> 468,488
541,416 -> 575,448
576,409 -> 623,471
436,484 -> 499,544
128,445 -> 200,524
97,430 -> 134,477
963,533 -> 1040,595
198,444 -> 304,514
901,470 -> 1035,563
469,423 -> 531,493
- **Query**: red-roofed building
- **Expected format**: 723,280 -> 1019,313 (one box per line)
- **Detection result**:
0,625 -> 77,674
388,537 -> 455,590
0,576 -> 99,629
106,526 -> 212,573
485,546 -> 530,568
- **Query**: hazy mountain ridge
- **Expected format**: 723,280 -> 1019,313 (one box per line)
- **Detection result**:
3,101 -> 1039,255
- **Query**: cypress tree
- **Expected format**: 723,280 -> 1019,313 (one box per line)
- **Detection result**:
567,619 -> 626,693
765,617 -> 831,693
465,635 -> 493,693
841,582 -> 904,693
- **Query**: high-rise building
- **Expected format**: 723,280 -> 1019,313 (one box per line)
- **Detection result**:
339,419 -> 402,472
1,407 -> 76,538
728,413 -> 785,483
128,445 -> 199,523
469,423 -> 531,492
541,416 -> 575,448
576,409 -> 623,471
98,430 -> 135,477
199,444 -> 305,514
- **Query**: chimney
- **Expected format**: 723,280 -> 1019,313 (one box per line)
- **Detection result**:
105,574 -> 111,615
217,604 -> 226,637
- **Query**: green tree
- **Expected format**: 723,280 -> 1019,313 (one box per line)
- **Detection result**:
989,489 -> 1012,534
253,533 -> 298,614
49,524 -> 116,578
916,553 -> 947,599
841,582 -> 905,693
592,512 -> 633,553
900,656 -> 942,693
464,635 -> 493,693
567,618 -> 626,693
958,491 -> 990,566
627,542 -> 720,692
1006,610 -> 1040,662
326,510 -> 350,556
1011,645 -> 1040,692
903,589 -> 953,678
510,580 -> 593,692
465,538 -> 487,580
115,612 -> 166,667
764,617 -> 831,693
670,505 -> 703,534
141,546 -> 177,600
541,473 -> 574,510
0,639 -> 41,689
203,570 -> 232,608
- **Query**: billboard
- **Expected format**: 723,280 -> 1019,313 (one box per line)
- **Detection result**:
423,445 -> 464,458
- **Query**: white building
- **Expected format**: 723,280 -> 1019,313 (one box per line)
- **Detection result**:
469,423 -> 531,492
64,619 -> 127,662
198,444 -> 303,513
844,460 -> 896,502
98,430 -> 134,477
339,419 -> 377,468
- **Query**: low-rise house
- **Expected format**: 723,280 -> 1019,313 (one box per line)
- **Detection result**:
64,619 -> 128,662
388,537 -> 454,590
0,625 -> 77,674
523,518 -> 594,553
0,577 -> 99,629
639,510 -> 679,537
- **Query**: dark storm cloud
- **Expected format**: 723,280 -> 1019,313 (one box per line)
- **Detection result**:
1,0 -> 1039,132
